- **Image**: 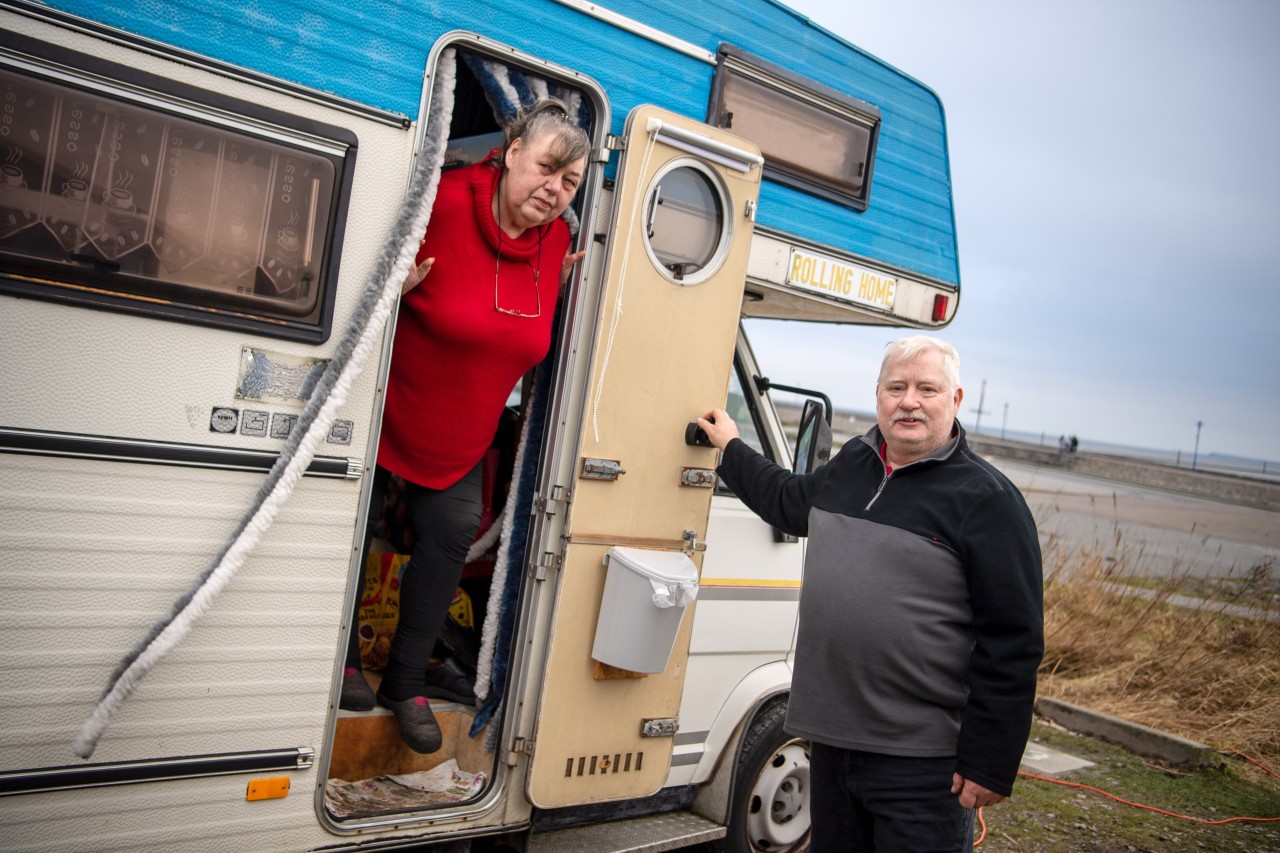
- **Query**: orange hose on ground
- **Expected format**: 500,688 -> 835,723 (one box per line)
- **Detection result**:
974,751 -> 1280,846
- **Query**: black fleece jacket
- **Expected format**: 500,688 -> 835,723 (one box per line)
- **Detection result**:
717,422 -> 1043,796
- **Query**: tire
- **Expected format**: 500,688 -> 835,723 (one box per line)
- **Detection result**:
717,696 -> 811,852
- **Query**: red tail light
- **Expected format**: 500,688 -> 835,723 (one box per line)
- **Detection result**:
932,293 -> 950,322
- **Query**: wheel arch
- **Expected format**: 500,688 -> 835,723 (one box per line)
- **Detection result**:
688,660 -> 792,824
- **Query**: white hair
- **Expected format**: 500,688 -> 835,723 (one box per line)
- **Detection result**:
878,335 -> 961,391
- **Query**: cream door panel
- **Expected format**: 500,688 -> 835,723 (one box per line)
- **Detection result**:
527,105 -> 762,807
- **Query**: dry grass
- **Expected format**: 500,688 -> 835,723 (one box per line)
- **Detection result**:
1037,539 -> 1280,771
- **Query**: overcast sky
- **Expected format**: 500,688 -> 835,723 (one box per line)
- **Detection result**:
748,0 -> 1280,461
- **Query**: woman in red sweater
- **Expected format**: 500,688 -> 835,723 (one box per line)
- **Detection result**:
343,99 -> 589,753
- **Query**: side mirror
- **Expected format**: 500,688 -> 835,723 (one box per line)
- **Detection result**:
793,398 -> 832,474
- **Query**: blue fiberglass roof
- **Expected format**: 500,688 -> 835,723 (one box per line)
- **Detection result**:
42,0 -> 958,288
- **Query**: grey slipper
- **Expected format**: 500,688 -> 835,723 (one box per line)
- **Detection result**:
377,693 -> 443,754
340,667 -> 376,712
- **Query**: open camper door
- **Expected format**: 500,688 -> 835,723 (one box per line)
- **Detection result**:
526,106 -> 762,807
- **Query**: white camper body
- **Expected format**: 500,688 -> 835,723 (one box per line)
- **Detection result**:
0,1 -> 959,850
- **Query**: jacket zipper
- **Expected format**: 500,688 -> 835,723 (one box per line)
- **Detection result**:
865,468 -> 891,511
860,427 -> 961,512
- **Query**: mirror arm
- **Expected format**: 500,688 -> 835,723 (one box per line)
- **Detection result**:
752,376 -> 833,425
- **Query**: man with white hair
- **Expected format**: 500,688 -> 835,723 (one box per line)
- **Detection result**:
698,335 -> 1043,852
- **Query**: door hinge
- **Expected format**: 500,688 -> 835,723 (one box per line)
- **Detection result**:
744,198 -> 757,221
603,134 -> 624,152
507,736 -> 531,766
534,484 -> 571,515
533,551 -> 563,580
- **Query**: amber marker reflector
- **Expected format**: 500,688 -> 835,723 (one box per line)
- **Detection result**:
246,777 -> 290,801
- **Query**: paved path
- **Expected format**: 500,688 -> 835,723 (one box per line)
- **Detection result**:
990,459 -> 1278,582
1097,581 -> 1280,622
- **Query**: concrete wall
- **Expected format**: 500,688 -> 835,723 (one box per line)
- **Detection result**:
969,437 -> 1280,511
781,403 -> 1279,511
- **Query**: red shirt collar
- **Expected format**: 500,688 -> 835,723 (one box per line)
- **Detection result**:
878,423 -> 960,473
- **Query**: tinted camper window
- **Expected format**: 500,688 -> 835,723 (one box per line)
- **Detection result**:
0,52 -> 355,343
709,46 -> 880,211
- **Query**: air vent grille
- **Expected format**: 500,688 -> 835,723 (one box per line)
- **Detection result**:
563,751 -> 644,777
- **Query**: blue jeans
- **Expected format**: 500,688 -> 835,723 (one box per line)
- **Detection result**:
809,742 -> 975,852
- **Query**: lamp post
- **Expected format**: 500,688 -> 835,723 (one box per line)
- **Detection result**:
971,379 -> 991,435
1192,420 -> 1203,471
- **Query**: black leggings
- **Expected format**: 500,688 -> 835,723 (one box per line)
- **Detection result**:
346,461 -> 483,700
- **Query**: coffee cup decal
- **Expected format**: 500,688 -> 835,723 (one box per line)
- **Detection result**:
105,187 -> 135,211
62,178 -> 89,200
0,162 -> 37,240
1,164 -> 24,188
276,226 -> 300,253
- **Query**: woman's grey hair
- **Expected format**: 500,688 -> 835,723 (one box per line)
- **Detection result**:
496,97 -> 590,170
878,335 -> 961,391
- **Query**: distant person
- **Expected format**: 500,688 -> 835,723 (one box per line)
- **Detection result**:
697,335 -> 1044,852
340,98 -> 589,754
1069,435 -> 1078,454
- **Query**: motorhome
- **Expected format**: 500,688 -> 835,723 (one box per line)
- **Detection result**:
0,1 -> 959,849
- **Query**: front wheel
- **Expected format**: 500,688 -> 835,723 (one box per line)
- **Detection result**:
718,696 -> 811,852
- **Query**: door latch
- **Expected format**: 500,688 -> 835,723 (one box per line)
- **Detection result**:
680,467 -> 717,488
641,718 -> 679,738
682,529 -> 706,553
581,457 -> 626,481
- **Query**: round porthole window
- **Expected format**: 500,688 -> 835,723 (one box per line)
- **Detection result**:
643,160 -> 730,286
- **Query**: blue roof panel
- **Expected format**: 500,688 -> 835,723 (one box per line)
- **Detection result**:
45,0 -> 959,286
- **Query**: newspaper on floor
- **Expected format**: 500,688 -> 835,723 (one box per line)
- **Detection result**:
326,759 -> 486,818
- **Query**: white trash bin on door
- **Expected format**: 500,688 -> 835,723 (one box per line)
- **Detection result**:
592,546 -> 699,673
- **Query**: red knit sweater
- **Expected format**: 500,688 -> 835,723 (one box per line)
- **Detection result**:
377,159 -> 569,489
